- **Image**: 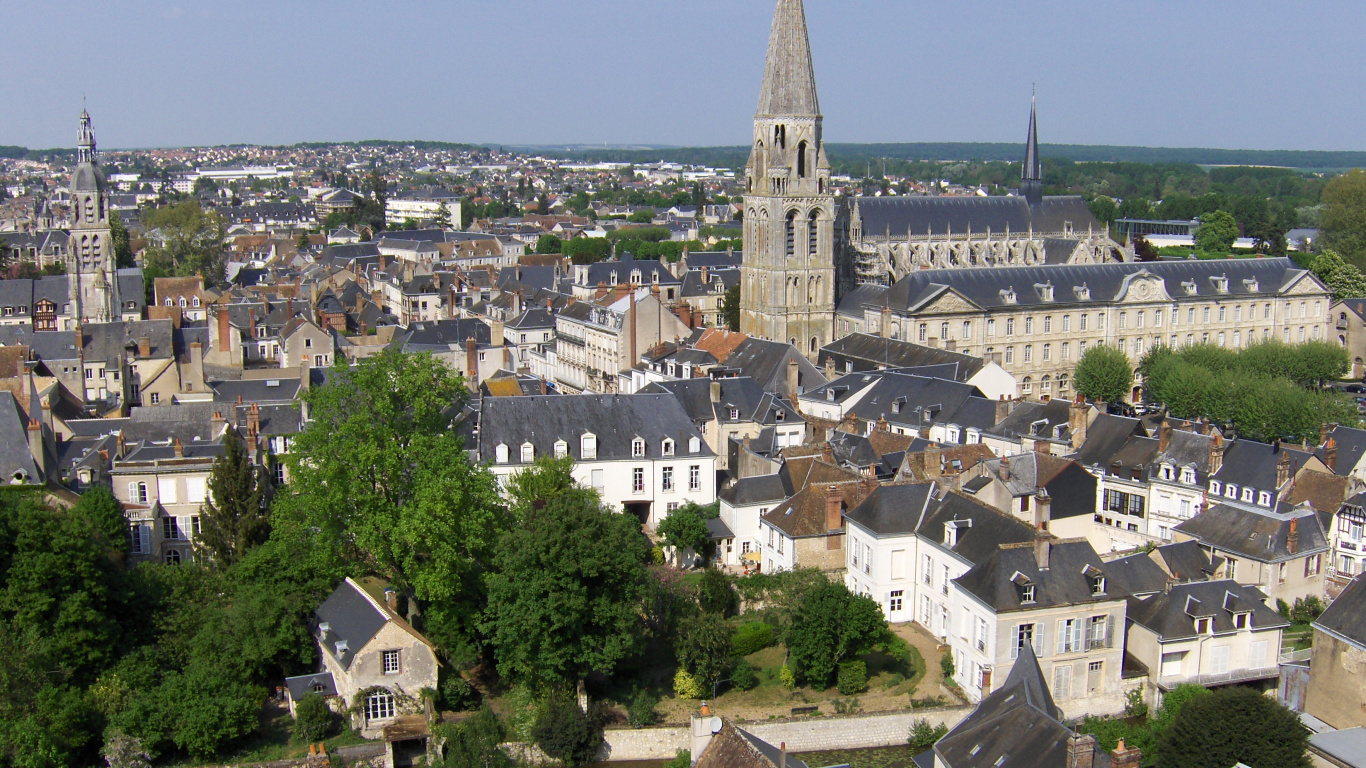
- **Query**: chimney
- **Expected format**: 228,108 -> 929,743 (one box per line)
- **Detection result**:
701,265 -> 709,285
1066,734 -> 1097,768
211,410 -> 225,435
689,707 -> 718,766
1288,517 -> 1299,555
925,443 -> 943,479
384,587 -> 398,612
1110,739 -> 1141,768
1034,538 -> 1051,570
1000,455 -> 1011,482
824,357 -> 835,380
137,336 -> 151,358
248,403 -> 261,437
173,437 -> 183,458
1321,423 -> 1332,446
879,306 -> 890,338
26,419 -> 46,481
466,337 -> 478,381
780,742 -> 787,768
1034,490 -> 1051,529
786,357 -> 799,396
927,337 -> 939,349
1209,433 -> 1226,476
248,308 -> 257,339
1159,421 -> 1172,453
1326,438 -> 1338,473
825,485 -> 843,533
710,379 -> 721,404
945,339 -> 957,352
1277,449 -> 1292,487
546,297 -> 554,311
1070,396 -> 1090,450
629,290 -> 638,364
995,394 -> 1012,424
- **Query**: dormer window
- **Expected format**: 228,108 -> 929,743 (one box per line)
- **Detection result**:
609,272 -> 618,286
1210,275 -> 1229,293
775,409 -> 785,422
662,438 -> 675,457
1241,487 -> 1253,503
688,436 -> 700,453
520,442 -> 535,463
1210,480 -> 1222,496
1196,617 -> 1212,634
1180,467 -> 1196,485
1035,282 -> 1054,302
827,389 -> 836,402
1000,287 -> 1017,304
1012,572 -> 1036,604
1224,483 -> 1238,499
554,440 -> 568,459
581,433 -> 597,460
632,438 -> 646,458
729,407 -> 740,420
495,443 -> 509,464
1257,491 -> 1271,507
1084,565 -> 1107,596
630,270 -> 641,285
1243,278 -> 1259,292
1073,283 -> 1091,301
1233,612 -> 1250,629
1159,464 -> 1174,481
1183,280 -> 1198,296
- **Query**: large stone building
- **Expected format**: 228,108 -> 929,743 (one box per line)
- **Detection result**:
839,99 -> 1120,285
738,0 -> 837,358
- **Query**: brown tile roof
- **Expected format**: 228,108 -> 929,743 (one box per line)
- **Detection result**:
1283,467 -> 1350,515
763,478 -> 872,538
782,456 -> 861,492
695,721 -> 808,768
483,378 -> 525,398
693,328 -> 749,365
901,443 -> 997,482
867,429 -> 915,457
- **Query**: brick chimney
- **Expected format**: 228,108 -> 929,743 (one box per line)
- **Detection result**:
1000,455 -> 1011,482
1325,437 -> 1338,474
137,336 -> 151,358
247,402 -> 261,438
1110,739 -> 1141,768
212,410 -> 225,435
1288,517 -> 1299,555
786,357 -> 799,396
995,394 -> 1012,424
825,485 -> 843,533
1321,423 -> 1333,446
248,308 -> 257,339
1066,734 -> 1096,768
1034,490 -> 1051,530
1159,421 -> 1172,453
26,419 -> 45,481
1070,396 -> 1089,450
173,437 -> 184,458
465,337 -> 478,381
1277,449 -> 1292,487
1034,538 -> 1051,570
1209,433 -> 1226,476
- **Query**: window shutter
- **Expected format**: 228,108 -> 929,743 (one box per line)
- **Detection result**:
1056,621 -> 1067,655
1105,615 -> 1115,648
140,526 -> 151,553
1072,621 -> 1084,652
1034,625 -> 1046,657
1010,626 -> 1020,659
128,482 -> 138,502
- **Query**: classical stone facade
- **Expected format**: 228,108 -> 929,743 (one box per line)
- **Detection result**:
739,0 -> 836,358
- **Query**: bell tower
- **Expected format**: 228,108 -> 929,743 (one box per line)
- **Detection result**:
739,0 -> 835,359
67,110 -> 119,326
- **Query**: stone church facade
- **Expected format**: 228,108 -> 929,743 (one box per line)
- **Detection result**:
67,110 -> 121,325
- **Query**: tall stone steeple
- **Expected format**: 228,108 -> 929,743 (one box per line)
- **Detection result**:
67,109 -> 119,327
740,0 -> 836,359
1021,94 -> 1043,208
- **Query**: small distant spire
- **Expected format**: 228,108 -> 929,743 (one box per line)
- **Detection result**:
76,109 -> 97,165
1021,92 -> 1042,207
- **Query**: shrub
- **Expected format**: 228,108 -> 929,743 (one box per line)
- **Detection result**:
673,669 -> 704,699
532,693 -> 603,767
1124,688 -> 1149,719
698,568 -> 738,616
779,665 -> 796,690
731,660 -> 759,692
293,693 -> 335,742
908,719 -> 949,750
627,690 -> 659,728
663,750 -> 691,768
939,651 -> 955,682
879,672 -> 905,689
731,622 -> 776,657
440,674 -> 478,712
910,695 -> 947,710
837,661 -> 867,695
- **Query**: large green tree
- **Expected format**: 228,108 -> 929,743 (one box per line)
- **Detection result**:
1321,168 -> 1366,267
723,285 -> 740,331
1310,250 -> 1366,301
1074,344 -> 1135,403
1157,685 -> 1308,768
674,614 -> 733,691
109,214 -> 136,269
483,492 -> 652,686
282,350 -> 504,662
785,580 -> 890,687
1194,210 -> 1239,253
140,202 -> 226,283
195,429 -> 272,567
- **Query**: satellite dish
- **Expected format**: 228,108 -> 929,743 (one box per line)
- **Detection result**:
709,716 -> 723,733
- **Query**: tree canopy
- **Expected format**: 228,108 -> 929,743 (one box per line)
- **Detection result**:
140,202 -> 226,284
1156,685 -> 1308,768
1193,210 -> 1239,253
195,429 -> 272,567
1321,168 -> 1366,268
785,580 -> 890,687
1073,344 -> 1135,403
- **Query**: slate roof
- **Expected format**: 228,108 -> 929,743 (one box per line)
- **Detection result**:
719,472 -> 791,507
859,257 -> 1316,314
1212,440 -> 1317,498
1153,539 -> 1224,582
210,377 -> 301,405
1128,580 -> 1285,642
1175,500 -> 1328,563
66,401 -> 220,443
477,394 -> 712,464
314,578 -> 390,671
695,720 -> 809,768
641,377 -> 796,428
0,393 -> 41,484
398,319 -> 492,349
917,491 -> 1039,567
977,453 -> 1073,497
1314,573 -> 1366,647
284,672 -> 337,702
1102,552 -> 1172,597
934,644 -> 1075,768
680,268 -> 739,299
852,195 -> 1100,240
956,538 -> 1125,613
817,333 -> 986,379
844,483 -> 938,536
1319,425 -> 1366,475
986,398 -> 1074,443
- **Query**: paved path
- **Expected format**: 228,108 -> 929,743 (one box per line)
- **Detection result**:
890,621 -> 967,704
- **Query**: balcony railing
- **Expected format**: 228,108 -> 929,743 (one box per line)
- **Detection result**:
1156,665 -> 1280,691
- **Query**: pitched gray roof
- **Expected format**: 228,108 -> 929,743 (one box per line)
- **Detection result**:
935,644 -> 1070,768
314,579 -> 389,671
817,333 -> 986,380
284,672 -> 337,702
0,393 -> 41,484
719,473 -> 791,507
1127,580 -> 1286,642
1314,573 -> 1366,647
1174,500 -> 1328,563
477,394 -> 712,464
852,195 -> 1099,241
844,482 -> 938,536
917,492 -> 1038,567
956,538 -> 1125,613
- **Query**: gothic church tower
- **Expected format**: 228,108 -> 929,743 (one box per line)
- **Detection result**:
739,0 -> 835,358
67,110 -> 120,326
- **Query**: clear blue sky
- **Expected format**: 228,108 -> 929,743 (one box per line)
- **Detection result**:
5,0 -> 1363,152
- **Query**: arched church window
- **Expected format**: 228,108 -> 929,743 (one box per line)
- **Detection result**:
785,212 -> 796,257
809,211 -> 818,257
797,141 -> 808,178
810,337 -> 818,354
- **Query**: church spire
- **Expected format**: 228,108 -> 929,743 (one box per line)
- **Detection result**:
756,0 -> 820,117
1021,91 -> 1042,206
77,109 -> 97,165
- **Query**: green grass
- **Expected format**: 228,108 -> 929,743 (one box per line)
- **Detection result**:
177,705 -> 369,766
794,746 -> 922,768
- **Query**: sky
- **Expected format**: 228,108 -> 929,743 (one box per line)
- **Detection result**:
4,0 -> 1364,152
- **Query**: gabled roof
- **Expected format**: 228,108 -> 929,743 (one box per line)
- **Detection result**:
719,472 -> 792,507
313,577 -> 433,672
1315,574 -> 1366,647
1127,580 -> 1286,642
844,483 -> 938,536
935,644 -> 1071,768
1174,500 -> 1328,563
695,720 -> 809,768
917,491 -> 1038,567
477,394 -> 711,464
956,538 -> 1125,613
817,333 -> 986,380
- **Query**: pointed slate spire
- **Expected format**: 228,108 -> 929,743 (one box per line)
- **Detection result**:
1022,93 -> 1040,182
756,0 -> 820,117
